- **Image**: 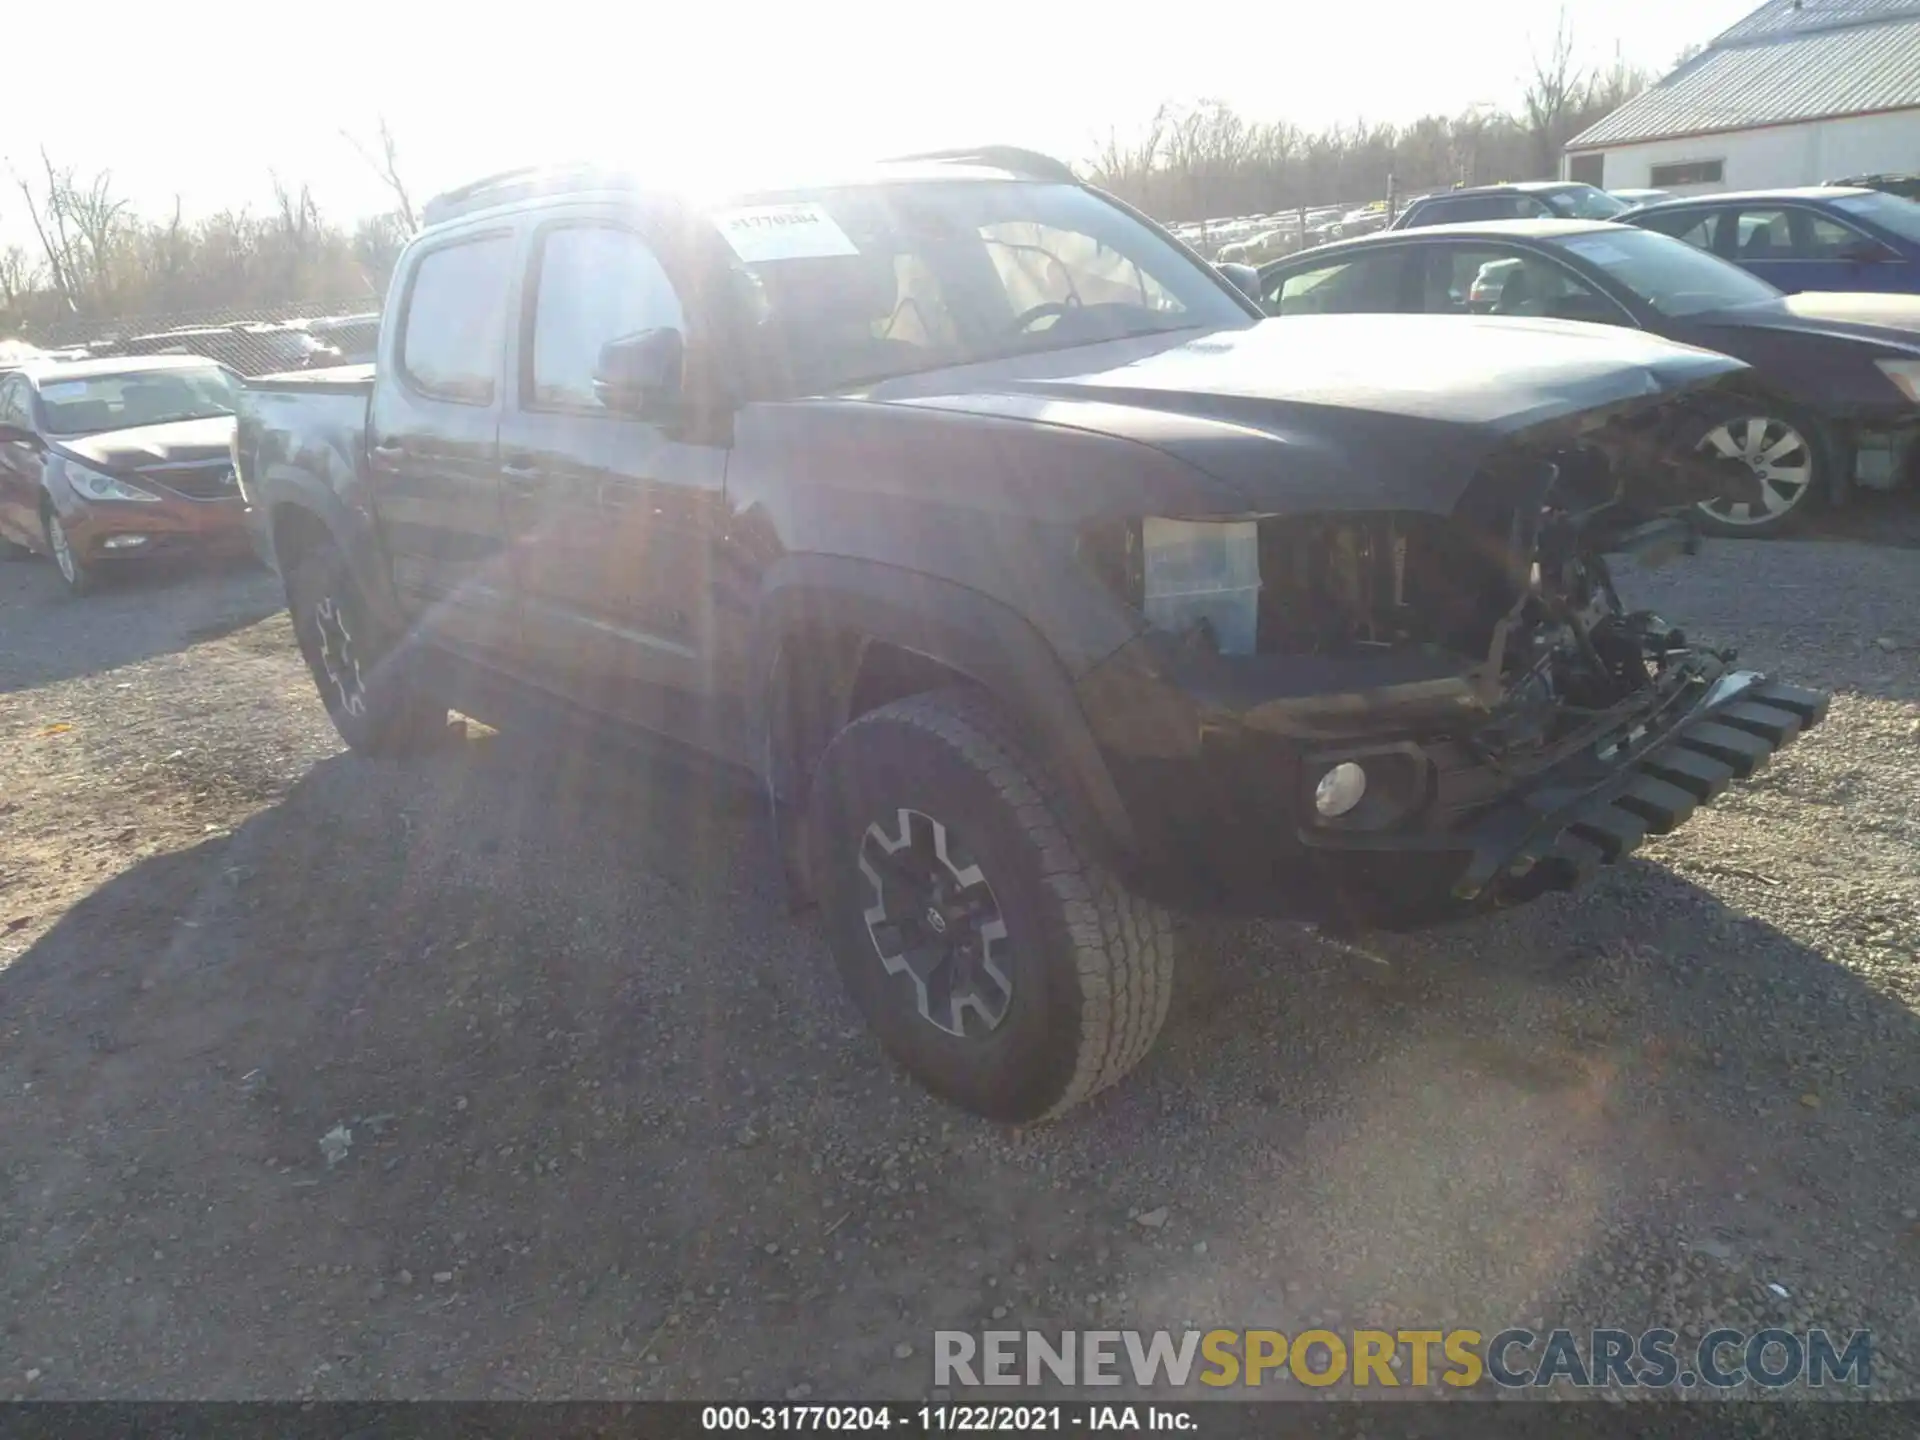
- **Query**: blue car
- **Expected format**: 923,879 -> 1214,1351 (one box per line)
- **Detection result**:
1621,186 -> 1920,295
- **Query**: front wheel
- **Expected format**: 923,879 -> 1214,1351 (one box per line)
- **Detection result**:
1691,409 -> 1827,537
42,507 -> 96,595
286,542 -> 448,756
808,688 -> 1175,1123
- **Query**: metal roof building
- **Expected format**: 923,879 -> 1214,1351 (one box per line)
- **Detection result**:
1565,0 -> 1920,193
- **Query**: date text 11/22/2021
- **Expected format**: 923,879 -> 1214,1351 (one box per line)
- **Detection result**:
701,1405 -> 1193,1431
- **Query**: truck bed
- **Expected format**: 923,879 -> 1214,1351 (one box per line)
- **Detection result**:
234,366 -> 378,565
245,362 -> 376,394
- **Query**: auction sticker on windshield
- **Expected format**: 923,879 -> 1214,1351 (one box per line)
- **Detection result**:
1559,236 -> 1634,265
712,203 -> 860,263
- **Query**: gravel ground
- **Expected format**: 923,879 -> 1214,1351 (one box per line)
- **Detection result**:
0,530 -> 1915,1405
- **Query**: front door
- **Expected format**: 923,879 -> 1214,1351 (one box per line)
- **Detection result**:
0,374 -> 44,550
1723,205 -> 1906,294
366,228 -> 519,657
498,215 -> 736,758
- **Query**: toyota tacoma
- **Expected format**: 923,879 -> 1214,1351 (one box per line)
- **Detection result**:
235,147 -> 1827,1123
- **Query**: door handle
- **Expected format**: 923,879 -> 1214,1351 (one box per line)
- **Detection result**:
370,441 -> 404,460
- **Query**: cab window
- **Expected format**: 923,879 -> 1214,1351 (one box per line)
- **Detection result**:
399,235 -> 515,406
526,225 -> 686,412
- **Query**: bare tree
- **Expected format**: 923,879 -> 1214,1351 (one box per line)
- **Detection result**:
58,168 -> 132,301
10,151 -> 77,311
0,244 -> 34,310
343,115 -> 418,232
1522,11 -> 1586,175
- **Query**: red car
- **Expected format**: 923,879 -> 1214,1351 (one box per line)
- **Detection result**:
0,356 -> 249,595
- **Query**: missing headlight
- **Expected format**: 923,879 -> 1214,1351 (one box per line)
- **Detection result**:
1140,517 -> 1261,656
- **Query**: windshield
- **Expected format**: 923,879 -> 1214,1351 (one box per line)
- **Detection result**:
1832,190 -> 1920,245
1551,185 -> 1632,220
37,367 -> 238,436
706,180 -> 1251,391
1551,226 -> 1782,316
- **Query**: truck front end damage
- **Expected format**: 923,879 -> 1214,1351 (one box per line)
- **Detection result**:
1074,391 -> 1829,929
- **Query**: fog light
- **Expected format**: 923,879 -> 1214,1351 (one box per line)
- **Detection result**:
1314,762 -> 1368,818
101,534 -> 150,550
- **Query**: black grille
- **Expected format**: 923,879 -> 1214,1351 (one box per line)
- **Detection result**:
149,464 -> 239,500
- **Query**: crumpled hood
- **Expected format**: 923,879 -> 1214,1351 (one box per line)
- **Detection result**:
52,415 -> 235,473
1709,293 -> 1920,350
867,316 -> 1746,515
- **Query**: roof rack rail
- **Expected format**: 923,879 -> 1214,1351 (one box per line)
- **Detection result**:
420,163 -> 647,227
883,146 -> 1077,184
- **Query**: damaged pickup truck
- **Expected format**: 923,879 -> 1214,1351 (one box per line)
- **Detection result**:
235,146 -> 1828,1123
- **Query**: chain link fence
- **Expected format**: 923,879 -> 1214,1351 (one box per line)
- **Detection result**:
12,301 -> 383,377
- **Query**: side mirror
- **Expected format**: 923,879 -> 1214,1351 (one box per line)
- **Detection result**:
0,423 -> 42,449
1215,262 -> 1265,305
1841,238 -> 1901,265
592,328 -> 685,417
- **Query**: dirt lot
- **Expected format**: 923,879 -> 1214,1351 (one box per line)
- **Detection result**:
1,529 -> 1917,1404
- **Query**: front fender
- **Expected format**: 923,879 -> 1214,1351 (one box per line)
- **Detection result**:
254,462 -> 404,632
749,553 -> 1139,862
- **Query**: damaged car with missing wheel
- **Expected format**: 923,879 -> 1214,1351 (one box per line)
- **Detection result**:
237,147 -> 1827,1125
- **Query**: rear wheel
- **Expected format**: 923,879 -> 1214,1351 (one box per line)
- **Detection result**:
1691,409 -> 1826,537
808,687 -> 1175,1123
286,542 -> 448,755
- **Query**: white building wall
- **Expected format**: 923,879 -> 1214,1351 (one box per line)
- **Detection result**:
1570,108 -> 1920,193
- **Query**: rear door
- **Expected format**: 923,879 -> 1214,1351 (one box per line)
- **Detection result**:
1790,204 -> 1916,293
497,209 -> 737,756
367,227 -> 519,656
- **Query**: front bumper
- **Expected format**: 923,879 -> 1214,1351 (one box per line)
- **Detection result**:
1299,674 -> 1828,927
1078,639 -> 1827,929
60,495 -> 252,565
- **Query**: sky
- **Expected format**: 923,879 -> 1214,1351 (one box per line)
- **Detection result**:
2,0 -> 1758,245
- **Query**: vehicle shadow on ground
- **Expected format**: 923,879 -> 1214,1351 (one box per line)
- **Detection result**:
1,726 -> 1915,1398
0,557 -> 282,694
1804,494 -> 1920,550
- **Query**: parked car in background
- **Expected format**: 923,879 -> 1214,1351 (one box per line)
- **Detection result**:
104,321 -> 343,376
0,355 -> 249,593
1391,182 -> 1631,229
235,149 -> 1825,1122
0,340 -> 88,375
306,313 -> 381,365
1609,188 -> 1672,207
1255,219 -> 1920,535
1621,187 -> 1920,296
1827,174 -> 1920,204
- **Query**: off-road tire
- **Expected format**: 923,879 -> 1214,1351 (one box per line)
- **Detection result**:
286,542 -> 448,756
808,686 -> 1175,1123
